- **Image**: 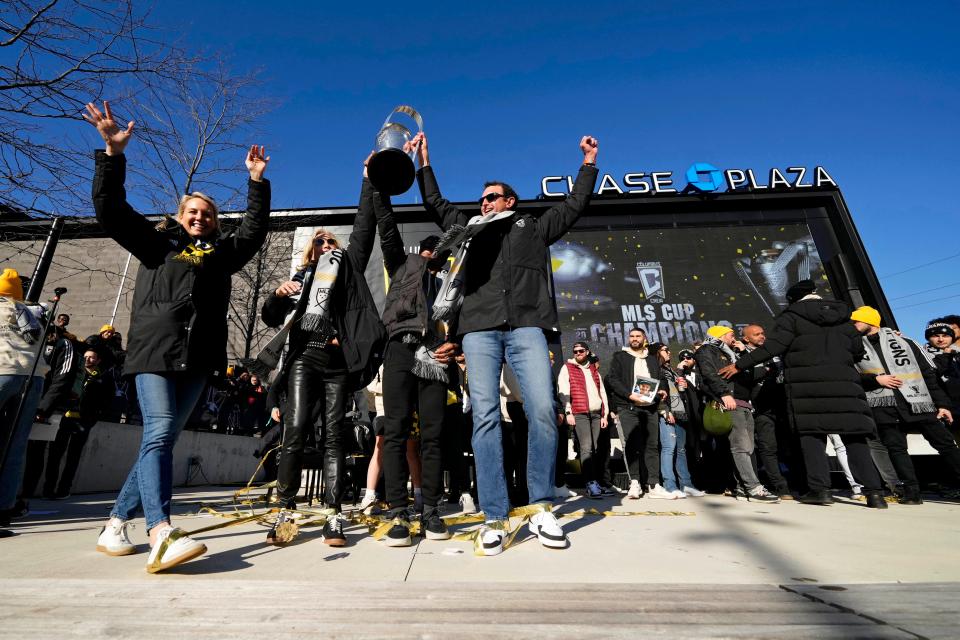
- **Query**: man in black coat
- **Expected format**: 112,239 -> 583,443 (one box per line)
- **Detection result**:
852,307 -> 960,503
605,327 -> 671,499
720,280 -> 887,508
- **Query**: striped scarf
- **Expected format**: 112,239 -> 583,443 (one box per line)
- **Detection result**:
857,328 -> 936,414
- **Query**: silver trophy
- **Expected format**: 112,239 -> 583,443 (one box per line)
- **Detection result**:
367,105 -> 423,195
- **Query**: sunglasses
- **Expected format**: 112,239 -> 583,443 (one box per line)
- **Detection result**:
572,349 -> 587,354
314,237 -> 337,246
479,193 -> 506,204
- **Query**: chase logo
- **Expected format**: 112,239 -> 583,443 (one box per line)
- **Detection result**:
685,162 -> 725,192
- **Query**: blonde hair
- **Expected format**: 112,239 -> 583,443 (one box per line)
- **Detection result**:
300,228 -> 341,269
177,192 -> 220,231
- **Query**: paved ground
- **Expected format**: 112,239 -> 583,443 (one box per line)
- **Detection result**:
1,487 -> 959,638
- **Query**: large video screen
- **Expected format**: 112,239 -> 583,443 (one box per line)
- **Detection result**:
551,223 -> 832,364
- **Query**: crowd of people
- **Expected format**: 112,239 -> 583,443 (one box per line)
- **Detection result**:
0,99 -> 958,572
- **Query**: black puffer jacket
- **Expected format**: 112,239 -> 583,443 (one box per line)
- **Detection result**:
733,297 -> 876,436
417,164 -> 598,336
93,151 -> 270,376
261,179 -> 387,391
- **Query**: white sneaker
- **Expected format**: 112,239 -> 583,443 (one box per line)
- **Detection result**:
683,486 -> 706,497
96,518 -> 136,556
554,484 -> 578,499
584,480 -> 603,499
646,484 -> 678,500
359,489 -> 377,511
459,492 -> 478,514
670,489 -> 687,499
477,522 -> 507,556
529,509 -> 567,549
145,527 -> 206,574
626,479 -> 642,500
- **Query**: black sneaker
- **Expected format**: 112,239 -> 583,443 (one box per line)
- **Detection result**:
322,513 -> 347,547
747,486 -> 781,503
798,490 -> 834,505
385,515 -> 412,547
423,508 -> 451,541
898,486 -> 923,505
266,500 -> 296,545
865,492 -> 888,509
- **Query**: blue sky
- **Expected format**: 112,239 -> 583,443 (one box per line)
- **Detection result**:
128,1 -> 958,338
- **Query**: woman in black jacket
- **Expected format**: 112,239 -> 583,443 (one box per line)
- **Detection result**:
259,157 -> 386,547
85,101 -> 271,572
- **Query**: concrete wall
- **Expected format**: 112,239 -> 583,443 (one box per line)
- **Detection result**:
30,418 -> 263,493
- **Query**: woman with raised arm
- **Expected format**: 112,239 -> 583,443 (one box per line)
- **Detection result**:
84,100 -> 271,573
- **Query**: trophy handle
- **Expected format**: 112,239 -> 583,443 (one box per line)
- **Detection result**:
382,105 -> 423,134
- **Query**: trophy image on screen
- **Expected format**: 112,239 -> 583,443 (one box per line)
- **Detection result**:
366,105 -> 423,196
633,376 -> 660,406
732,238 -> 822,315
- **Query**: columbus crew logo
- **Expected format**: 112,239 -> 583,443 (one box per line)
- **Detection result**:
636,261 -> 664,302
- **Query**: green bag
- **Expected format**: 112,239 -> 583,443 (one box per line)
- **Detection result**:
703,401 -> 733,436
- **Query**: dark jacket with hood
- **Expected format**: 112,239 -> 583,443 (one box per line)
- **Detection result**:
733,297 -> 876,436
417,164 -> 598,336
934,349 -> 960,413
695,341 -> 765,403
261,179 -> 387,391
93,150 -> 271,377
605,347 -> 668,412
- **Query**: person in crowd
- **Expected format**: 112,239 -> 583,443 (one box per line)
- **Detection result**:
653,343 -> 704,498
826,434 -> 863,498
605,327 -> 671,499
696,325 -> 780,503
85,100 -> 271,571
40,348 -> 112,499
719,281 -> 886,508
926,321 -> 960,419
412,131 -> 598,555
259,153 -> 385,547
85,324 -> 118,368
241,374 -> 267,434
937,315 -> 960,345
373,180 -> 457,546
553,348 -> 580,500
35,325 -> 78,423
0,269 -> 49,537
54,313 -> 80,343
740,324 -> 792,498
557,341 -> 612,499
851,306 -> 960,502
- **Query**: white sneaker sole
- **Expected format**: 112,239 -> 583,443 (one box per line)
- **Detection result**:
425,529 -> 451,541
385,535 -> 412,547
481,540 -> 504,556
531,525 -> 568,549
146,542 -> 206,574
96,543 -> 136,557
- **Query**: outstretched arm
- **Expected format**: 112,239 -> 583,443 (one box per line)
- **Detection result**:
537,136 -> 600,245
347,168 -> 379,273
368,151 -> 407,276
413,132 -> 469,231
221,145 -> 272,274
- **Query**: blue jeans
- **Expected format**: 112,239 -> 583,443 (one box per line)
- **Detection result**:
0,374 -> 43,510
461,327 -> 557,521
659,417 -> 693,492
111,372 -> 206,530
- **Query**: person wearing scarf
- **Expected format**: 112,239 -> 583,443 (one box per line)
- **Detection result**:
651,343 -> 705,498
411,131 -> 598,556
925,320 -> 960,421
374,180 -> 457,546
259,157 -> 386,546
852,307 -> 960,503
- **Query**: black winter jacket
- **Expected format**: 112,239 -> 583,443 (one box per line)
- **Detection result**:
93,151 -> 270,376
261,179 -> 387,391
37,336 -> 78,418
376,192 -> 448,340
934,350 -> 960,413
604,348 -> 668,411
417,164 -> 598,336
695,342 -> 765,403
859,333 -> 951,424
733,297 -> 876,436
63,367 -> 112,429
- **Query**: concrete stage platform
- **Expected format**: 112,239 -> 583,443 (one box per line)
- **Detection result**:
1,488 -> 958,638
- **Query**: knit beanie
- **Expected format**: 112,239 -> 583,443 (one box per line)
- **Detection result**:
100,324 -> 115,334
785,279 -> 816,303
706,325 -> 733,339
925,322 -> 956,340
0,268 -> 24,300
850,306 -> 881,327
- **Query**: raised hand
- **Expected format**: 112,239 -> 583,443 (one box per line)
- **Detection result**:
363,151 -> 375,178
82,101 -> 134,156
579,135 -> 598,164
410,132 -> 429,167
246,145 -> 270,182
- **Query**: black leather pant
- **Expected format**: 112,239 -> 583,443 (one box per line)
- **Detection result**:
276,352 -> 347,509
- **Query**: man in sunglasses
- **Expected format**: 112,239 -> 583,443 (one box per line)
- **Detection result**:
410,131 -> 598,555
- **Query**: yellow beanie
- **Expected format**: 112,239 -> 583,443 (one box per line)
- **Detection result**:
100,324 -> 115,334
851,306 -> 881,327
706,325 -> 733,339
0,269 -> 24,301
